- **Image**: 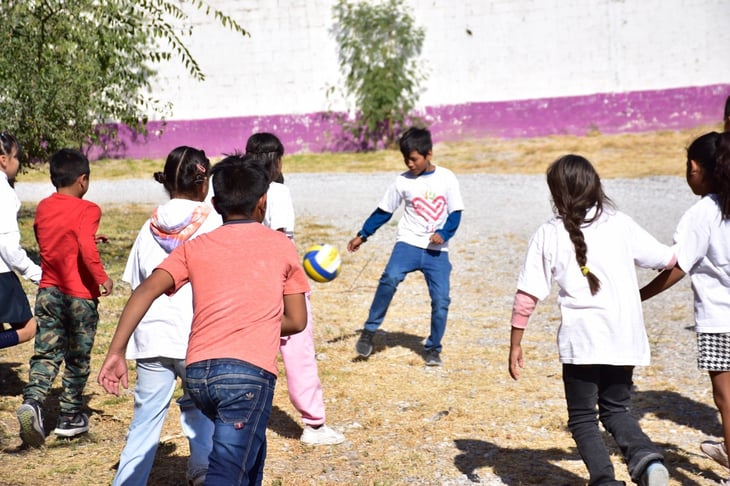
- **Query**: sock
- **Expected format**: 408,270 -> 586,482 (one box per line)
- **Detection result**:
0,330 -> 19,349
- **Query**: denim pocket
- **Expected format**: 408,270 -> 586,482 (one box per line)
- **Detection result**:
212,382 -> 266,425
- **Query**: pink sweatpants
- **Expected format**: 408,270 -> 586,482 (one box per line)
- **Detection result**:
279,292 -> 325,426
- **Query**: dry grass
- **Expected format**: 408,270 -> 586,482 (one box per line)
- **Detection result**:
0,126 -> 726,485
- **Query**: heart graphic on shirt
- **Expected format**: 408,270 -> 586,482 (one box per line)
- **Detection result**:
412,195 -> 447,222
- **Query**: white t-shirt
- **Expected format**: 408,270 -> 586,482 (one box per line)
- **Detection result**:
378,166 -> 464,251
0,172 -> 41,282
673,194 -> 730,333
263,182 -> 295,240
123,199 -> 222,359
517,208 -> 673,366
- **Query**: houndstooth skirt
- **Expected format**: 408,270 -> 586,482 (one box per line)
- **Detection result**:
698,332 -> 730,371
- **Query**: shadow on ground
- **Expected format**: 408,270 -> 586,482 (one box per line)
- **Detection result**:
455,389 -> 724,485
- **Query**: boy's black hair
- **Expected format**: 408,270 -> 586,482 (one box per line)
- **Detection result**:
245,132 -> 285,184
0,131 -> 22,160
399,127 -> 432,158
50,148 -> 90,188
210,154 -> 270,218
725,95 -> 730,120
153,146 -> 210,197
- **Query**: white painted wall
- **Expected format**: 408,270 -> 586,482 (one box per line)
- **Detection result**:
147,0 -> 730,121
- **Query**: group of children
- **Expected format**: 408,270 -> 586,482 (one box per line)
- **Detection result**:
0,132 -> 345,485
2,106 -> 730,485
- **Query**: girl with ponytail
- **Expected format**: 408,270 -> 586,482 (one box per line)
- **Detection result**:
509,154 -> 675,485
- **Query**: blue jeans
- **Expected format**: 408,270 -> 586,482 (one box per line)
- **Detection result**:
563,364 -> 663,486
185,359 -> 276,486
113,358 -> 213,485
364,242 -> 452,352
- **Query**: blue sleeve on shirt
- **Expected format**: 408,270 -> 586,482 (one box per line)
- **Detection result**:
435,210 -> 462,241
359,208 -> 392,238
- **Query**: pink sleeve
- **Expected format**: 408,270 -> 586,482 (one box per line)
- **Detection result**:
510,290 -> 538,329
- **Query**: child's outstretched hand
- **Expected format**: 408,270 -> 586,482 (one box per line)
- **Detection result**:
97,352 -> 128,396
509,343 -> 524,380
347,235 -> 364,253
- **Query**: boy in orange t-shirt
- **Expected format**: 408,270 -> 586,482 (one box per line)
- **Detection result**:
17,148 -> 113,447
98,154 -> 309,484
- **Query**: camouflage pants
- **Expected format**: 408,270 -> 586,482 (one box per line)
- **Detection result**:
24,286 -> 99,414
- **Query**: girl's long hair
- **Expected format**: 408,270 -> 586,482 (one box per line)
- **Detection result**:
546,154 -> 613,295
716,132 -> 730,218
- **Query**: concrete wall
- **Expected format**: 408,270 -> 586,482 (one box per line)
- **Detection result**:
96,0 -> 730,159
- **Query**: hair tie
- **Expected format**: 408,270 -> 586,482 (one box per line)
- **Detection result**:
580,266 -> 590,276
196,163 -> 206,174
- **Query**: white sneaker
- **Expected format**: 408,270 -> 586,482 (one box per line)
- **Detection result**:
640,461 -> 668,486
300,424 -> 345,445
701,440 -> 730,469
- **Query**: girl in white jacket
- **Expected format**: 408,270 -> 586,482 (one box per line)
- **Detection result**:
113,146 -> 221,486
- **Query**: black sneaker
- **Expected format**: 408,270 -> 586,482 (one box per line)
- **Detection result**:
17,399 -> 45,447
424,349 -> 442,367
54,412 -> 89,437
356,329 -> 375,357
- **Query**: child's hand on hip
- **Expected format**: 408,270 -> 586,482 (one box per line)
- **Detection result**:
429,233 -> 444,245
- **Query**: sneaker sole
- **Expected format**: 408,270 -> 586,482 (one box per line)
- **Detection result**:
17,405 -> 45,447
54,426 -> 89,437
301,436 -> 346,446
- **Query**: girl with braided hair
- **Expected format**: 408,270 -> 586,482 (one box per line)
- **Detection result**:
509,155 -> 675,486
641,131 -> 730,480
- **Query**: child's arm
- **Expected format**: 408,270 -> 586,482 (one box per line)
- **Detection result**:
97,269 -> 174,395
509,327 -> 525,381
640,265 -> 686,301
281,292 -> 307,336
0,232 -> 42,283
347,208 -> 392,252
508,290 -> 538,381
79,205 -> 113,295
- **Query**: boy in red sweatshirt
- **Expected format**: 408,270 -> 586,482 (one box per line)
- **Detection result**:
17,148 -> 113,447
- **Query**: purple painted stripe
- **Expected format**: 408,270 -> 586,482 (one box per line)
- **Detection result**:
89,83 -> 730,160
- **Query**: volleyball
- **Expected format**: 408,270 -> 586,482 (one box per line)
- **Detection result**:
302,244 -> 341,282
